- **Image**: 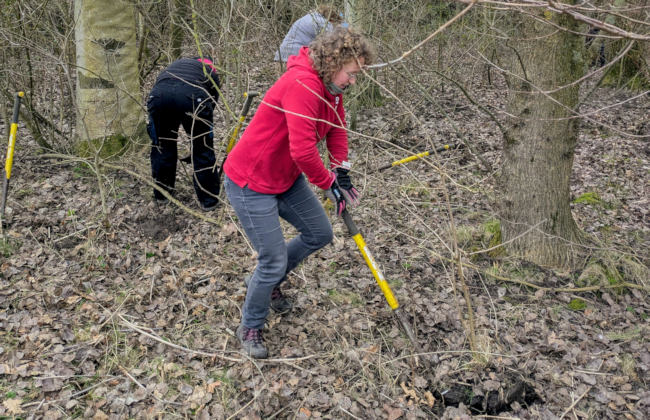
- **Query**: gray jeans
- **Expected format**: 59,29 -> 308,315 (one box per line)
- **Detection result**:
224,175 -> 333,329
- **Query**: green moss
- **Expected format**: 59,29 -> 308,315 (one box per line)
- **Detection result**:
388,278 -> 403,289
75,122 -> 147,159
455,226 -> 474,247
572,192 -> 602,205
76,133 -> 129,159
483,219 -> 503,258
327,289 -> 363,306
0,237 -> 19,258
568,298 -> 586,311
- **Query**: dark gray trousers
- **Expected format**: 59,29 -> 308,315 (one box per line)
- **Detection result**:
224,175 -> 333,329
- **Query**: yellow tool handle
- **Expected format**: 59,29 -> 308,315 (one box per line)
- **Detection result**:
351,233 -> 400,310
4,92 -> 24,180
225,91 -> 259,153
5,125 -> 17,179
391,150 -> 430,167
375,143 -> 459,173
226,115 -> 245,153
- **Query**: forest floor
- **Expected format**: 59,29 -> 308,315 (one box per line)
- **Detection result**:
0,66 -> 648,419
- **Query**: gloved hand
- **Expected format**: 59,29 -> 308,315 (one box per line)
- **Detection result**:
327,182 -> 347,216
326,168 -> 360,217
334,168 -> 360,207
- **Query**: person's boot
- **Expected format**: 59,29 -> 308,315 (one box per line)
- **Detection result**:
199,201 -> 219,212
244,275 -> 293,314
236,325 -> 268,359
269,287 -> 293,314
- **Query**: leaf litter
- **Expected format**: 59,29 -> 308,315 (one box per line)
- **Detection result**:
0,67 -> 648,419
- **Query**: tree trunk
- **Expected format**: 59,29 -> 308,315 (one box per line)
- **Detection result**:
169,0 -> 186,61
498,7 -> 586,268
74,0 -> 143,151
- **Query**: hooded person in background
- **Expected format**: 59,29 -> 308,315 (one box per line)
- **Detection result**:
146,57 -> 221,211
223,27 -> 375,358
274,4 -> 345,62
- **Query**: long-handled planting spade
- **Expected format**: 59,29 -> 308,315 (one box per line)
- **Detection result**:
1,92 -> 24,229
340,209 -> 431,369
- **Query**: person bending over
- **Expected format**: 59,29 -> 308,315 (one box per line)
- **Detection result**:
146,57 -> 221,211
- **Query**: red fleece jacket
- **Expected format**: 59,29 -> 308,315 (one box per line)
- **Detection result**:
223,47 -> 348,194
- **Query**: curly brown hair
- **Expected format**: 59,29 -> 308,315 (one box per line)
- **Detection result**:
309,27 -> 375,84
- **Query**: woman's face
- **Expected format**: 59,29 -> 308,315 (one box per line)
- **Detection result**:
331,58 -> 365,91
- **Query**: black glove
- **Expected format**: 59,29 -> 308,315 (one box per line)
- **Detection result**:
327,168 -> 360,217
328,182 -> 347,216
335,168 -> 360,206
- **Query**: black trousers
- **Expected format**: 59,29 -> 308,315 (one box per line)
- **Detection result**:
147,79 -> 220,207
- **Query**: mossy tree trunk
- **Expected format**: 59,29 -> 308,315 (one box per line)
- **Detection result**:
74,0 -> 143,155
497,6 -> 586,268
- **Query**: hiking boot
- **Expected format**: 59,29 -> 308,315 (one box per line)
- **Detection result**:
200,201 -> 219,212
236,325 -> 268,359
269,287 -> 293,314
244,275 -> 293,314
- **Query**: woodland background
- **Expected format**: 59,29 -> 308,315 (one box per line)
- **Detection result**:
0,1 -> 648,419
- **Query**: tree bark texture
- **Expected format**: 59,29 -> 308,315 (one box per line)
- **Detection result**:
169,0 -> 187,61
74,0 -> 142,142
498,8 -> 586,268
345,0 -> 371,32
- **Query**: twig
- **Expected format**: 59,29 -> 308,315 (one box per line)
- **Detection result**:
546,0 -> 650,41
118,365 -> 184,406
367,1 -> 478,69
120,315 -> 322,364
21,377 -> 118,408
120,315 -> 242,362
51,225 -> 95,243
468,220 -> 546,256
559,386 -> 592,419
118,365 -> 146,389
339,406 -> 363,420
226,384 -> 267,420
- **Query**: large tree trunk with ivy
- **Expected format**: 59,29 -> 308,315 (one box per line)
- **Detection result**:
497,7 -> 586,268
74,0 -> 143,155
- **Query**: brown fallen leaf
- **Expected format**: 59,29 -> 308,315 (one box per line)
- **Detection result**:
400,381 -> 418,401
3,398 -> 23,414
207,380 -> 222,393
424,390 -> 436,407
66,295 -> 82,305
93,410 -> 109,420
383,403 -> 403,420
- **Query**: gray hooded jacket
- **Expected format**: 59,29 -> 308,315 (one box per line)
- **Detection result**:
274,12 -> 332,62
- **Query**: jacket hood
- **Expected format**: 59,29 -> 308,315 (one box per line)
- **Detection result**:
287,46 -> 319,77
287,46 -> 338,100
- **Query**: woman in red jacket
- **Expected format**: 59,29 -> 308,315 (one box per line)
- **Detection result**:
223,27 -> 374,358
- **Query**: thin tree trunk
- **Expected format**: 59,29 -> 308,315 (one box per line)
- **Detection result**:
498,7 -> 586,268
169,0 -> 186,60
